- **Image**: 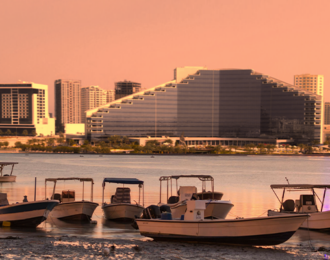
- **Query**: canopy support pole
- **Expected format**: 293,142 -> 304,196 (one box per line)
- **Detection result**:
321,188 -> 327,212
82,181 -> 85,201
102,182 -> 105,205
159,180 -> 162,203
91,181 -> 93,202
10,164 -> 14,176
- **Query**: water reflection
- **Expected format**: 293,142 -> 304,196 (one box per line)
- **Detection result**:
102,220 -> 136,231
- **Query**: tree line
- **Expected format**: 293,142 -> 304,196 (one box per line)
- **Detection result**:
10,134 -> 319,154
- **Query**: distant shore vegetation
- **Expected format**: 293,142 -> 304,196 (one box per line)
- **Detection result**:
7,134 -> 327,155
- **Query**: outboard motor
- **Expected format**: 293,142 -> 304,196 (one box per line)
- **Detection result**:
141,205 -> 161,219
160,205 -> 171,213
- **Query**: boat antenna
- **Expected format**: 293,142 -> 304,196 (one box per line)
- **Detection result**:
285,177 -> 290,184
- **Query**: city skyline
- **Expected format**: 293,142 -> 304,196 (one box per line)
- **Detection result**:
0,0 -> 329,115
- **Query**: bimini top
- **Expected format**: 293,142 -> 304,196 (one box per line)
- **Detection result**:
0,162 -> 18,166
160,175 -> 214,181
103,178 -> 144,185
271,184 -> 330,189
45,178 -> 94,182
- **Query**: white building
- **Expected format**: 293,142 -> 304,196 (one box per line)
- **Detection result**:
81,86 -> 107,123
106,89 -> 115,103
294,74 -> 324,96
0,82 -> 55,136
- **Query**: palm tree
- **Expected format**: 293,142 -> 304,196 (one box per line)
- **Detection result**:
163,139 -> 173,145
298,144 -> 305,153
257,143 -> 265,154
47,138 -> 55,147
214,145 -> 222,154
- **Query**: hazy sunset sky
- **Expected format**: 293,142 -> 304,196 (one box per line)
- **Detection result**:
1,0 -> 329,113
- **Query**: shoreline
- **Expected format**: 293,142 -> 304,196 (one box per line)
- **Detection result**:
1,151 -> 330,156
0,235 -> 325,259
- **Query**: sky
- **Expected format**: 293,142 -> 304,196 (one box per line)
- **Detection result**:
0,0 -> 329,113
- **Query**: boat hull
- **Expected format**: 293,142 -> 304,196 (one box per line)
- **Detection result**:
0,200 -> 58,227
268,210 -> 330,230
103,203 -> 144,221
136,214 -> 308,246
170,200 -> 233,219
49,201 -> 98,222
0,176 -> 16,182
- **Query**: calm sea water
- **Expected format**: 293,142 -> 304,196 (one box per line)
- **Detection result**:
0,153 -> 330,246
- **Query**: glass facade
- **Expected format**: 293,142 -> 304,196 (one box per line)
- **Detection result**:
115,81 -> 142,100
87,69 -> 322,142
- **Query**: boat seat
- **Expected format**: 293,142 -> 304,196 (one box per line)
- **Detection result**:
52,193 -> 62,202
167,196 -> 179,204
282,199 -> 295,212
113,187 -> 131,203
0,193 -> 9,206
160,205 -> 171,213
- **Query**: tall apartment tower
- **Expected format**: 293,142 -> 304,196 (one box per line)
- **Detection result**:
325,102 -> 330,125
0,82 -> 55,136
55,79 -> 81,132
106,90 -> 115,103
81,86 -> 107,123
294,74 -> 324,143
294,74 -> 324,96
115,81 -> 141,100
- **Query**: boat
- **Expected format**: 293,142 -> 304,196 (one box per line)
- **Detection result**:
159,175 -> 233,219
136,201 -> 309,246
102,178 -> 144,221
268,184 -> 330,230
0,193 -> 58,227
0,162 -> 18,182
45,178 -> 99,222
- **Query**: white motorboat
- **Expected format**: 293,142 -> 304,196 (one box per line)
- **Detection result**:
0,193 -> 58,227
136,201 -> 309,246
268,184 -> 330,230
102,178 -> 144,221
159,175 -> 233,219
45,178 -> 98,222
0,162 -> 18,182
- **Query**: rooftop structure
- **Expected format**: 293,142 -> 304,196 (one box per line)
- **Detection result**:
294,74 -> 324,96
115,81 -> 141,100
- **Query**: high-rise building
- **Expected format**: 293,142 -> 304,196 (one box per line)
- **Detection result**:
0,82 -> 55,136
294,74 -> 324,143
81,86 -> 107,123
294,74 -> 324,96
106,90 -> 115,103
86,67 -> 323,144
325,102 -> 330,125
55,79 -> 81,132
115,81 -> 141,100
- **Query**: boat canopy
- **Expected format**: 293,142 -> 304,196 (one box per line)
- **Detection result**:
103,178 -> 144,185
271,184 -> 330,189
160,175 -> 214,181
0,162 -> 18,166
0,162 -> 18,177
45,178 -> 94,182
